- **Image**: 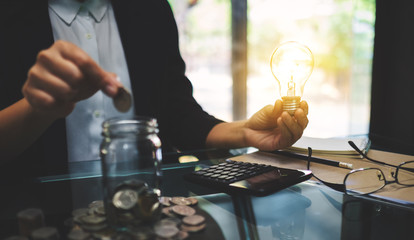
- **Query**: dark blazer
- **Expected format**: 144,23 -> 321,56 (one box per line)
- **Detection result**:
0,0 -> 222,180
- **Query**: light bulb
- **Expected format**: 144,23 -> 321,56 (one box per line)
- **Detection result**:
270,41 -> 314,115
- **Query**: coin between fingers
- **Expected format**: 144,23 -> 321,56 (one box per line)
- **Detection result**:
113,86 -> 132,112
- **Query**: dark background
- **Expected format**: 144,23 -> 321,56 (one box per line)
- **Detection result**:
370,0 -> 414,155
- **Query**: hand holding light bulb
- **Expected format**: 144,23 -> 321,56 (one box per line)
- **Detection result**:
270,41 -> 314,115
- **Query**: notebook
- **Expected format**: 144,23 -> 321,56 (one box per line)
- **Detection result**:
285,136 -> 371,157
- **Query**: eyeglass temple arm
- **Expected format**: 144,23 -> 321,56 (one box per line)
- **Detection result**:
348,141 -> 396,168
307,147 -> 346,193
312,173 -> 346,192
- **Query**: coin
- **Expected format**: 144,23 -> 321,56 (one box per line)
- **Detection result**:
182,214 -> 205,226
155,218 -> 179,229
81,223 -> 108,232
163,217 -> 182,226
17,208 -> 45,237
71,208 -> 89,217
162,206 -> 176,218
159,196 -> 172,207
30,227 -> 59,240
80,215 -> 106,225
67,229 -> 90,240
113,86 -> 132,112
138,190 -> 162,219
180,223 -> 206,233
154,225 -> 179,239
177,230 -> 189,240
185,197 -> 198,206
170,197 -> 191,206
88,200 -> 104,209
113,189 -> 138,210
127,225 -> 153,240
171,205 -> 196,217
94,206 -> 106,216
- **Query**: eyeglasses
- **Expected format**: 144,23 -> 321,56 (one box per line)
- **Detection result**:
306,143 -> 414,195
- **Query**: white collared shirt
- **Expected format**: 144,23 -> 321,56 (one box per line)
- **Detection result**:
48,0 -> 135,162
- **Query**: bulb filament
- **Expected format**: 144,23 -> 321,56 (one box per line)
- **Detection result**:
287,75 -> 295,96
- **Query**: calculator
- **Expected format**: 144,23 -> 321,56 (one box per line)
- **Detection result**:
184,159 -> 312,196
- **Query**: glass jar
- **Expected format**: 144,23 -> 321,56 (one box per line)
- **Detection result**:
100,117 -> 162,229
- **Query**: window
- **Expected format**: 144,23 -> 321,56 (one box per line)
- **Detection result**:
169,0 -> 375,138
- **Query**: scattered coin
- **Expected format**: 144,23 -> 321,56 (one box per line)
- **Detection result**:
113,189 -> 138,210
80,215 -> 106,225
88,200 -> 104,209
159,196 -> 172,207
81,223 -> 108,232
92,228 -> 117,240
154,225 -> 179,239
94,206 -> 106,216
113,86 -> 132,113
71,208 -> 89,218
163,217 -> 182,226
177,230 -> 189,240
30,227 -> 59,240
186,197 -> 198,206
67,229 -> 90,240
17,208 -> 45,237
154,218 -> 179,229
171,205 -> 196,217
181,223 -> 206,233
182,214 -> 205,226
170,197 -> 191,206
162,207 -> 176,218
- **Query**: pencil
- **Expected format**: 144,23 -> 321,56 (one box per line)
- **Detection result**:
271,150 -> 353,169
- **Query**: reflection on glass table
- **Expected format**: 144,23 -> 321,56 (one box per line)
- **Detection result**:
0,148 -> 413,240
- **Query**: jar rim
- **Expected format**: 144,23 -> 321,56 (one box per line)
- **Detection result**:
102,116 -> 158,129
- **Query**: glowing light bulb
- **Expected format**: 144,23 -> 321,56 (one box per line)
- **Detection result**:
270,41 -> 314,115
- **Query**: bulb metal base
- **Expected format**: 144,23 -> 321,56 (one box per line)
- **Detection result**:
282,96 -> 301,115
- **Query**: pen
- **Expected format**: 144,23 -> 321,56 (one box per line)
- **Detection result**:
271,150 -> 353,169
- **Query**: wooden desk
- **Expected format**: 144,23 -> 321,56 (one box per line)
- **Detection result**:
230,149 -> 414,206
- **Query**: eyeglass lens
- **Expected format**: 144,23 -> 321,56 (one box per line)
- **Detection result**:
397,161 -> 414,186
344,169 -> 386,195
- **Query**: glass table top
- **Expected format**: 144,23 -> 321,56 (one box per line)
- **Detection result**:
1,148 -> 413,239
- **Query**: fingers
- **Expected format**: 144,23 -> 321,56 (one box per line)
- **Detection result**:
272,99 -> 283,118
281,112 -> 303,142
294,108 -> 309,129
23,40 -> 123,118
277,116 -> 294,148
55,40 -> 120,97
300,100 -> 309,115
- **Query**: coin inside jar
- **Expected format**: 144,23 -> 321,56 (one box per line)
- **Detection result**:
112,189 -> 138,210
113,86 -> 132,113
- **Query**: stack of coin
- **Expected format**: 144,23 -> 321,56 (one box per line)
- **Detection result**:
30,227 -> 59,240
157,196 -> 206,239
181,214 -> 206,233
17,208 -> 45,237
